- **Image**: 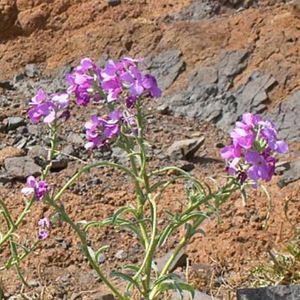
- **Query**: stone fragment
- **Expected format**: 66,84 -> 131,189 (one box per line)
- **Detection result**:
5,117 -> 26,131
171,0 -> 220,21
97,253 -> 106,264
275,161 -> 290,175
67,133 -> 84,145
155,250 -> 188,273
91,293 -> 115,300
25,64 -> 39,78
27,145 -> 48,160
0,80 -> 14,90
0,147 -> 25,166
4,156 -> 41,179
107,0 -> 121,6
50,156 -> 68,172
115,249 -> 127,260
172,289 -> 220,300
266,90 -> 300,142
166,137 -> 205,160
146,49 -> 185,91
278,160 -> 300,188
237,285 -> 300,300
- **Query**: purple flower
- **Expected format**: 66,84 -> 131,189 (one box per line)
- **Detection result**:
245,151 -> 275,182
38,217 -> 51,228
84,111 -> 122,150
259,120 -> 288,154
21,176 -> 48,201
100,57 -> 161,105
28,89 -> 69,124
220,144 -> 241,160
38,217 -> 51,240
66,58 -> 100,106
221,112 -> 288,185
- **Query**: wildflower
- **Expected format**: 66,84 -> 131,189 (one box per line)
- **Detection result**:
245,151 -> 276,182
100,57 -> 161,105
66,58 -> 100,106
38,217 -> 51,240
21,176 -> 48,201
28,89 -> 69,124
221,112 -> 288,185
84,111 -> 122,149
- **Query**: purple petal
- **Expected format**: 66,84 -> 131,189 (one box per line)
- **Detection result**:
275,140 -> 288,154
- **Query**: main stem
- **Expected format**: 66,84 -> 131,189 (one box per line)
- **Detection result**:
48,199 -> 128,300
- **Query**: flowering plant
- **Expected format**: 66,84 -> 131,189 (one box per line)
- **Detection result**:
0,57 -> 287,299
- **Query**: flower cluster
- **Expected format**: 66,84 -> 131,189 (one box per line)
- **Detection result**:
100,57 -> 161,106
21,176 -> 48,201
66,58 -> 101,106
84,111 -> 123,149
221,113 -> 288,184
66,57 -> 161,107
38,217 -> 51,240
28,88 -> 70,124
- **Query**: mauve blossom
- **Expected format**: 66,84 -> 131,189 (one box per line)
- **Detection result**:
21,176 -> 48,201
84,111 -> 122,150
66,57 -> 99,106
38,217 -> 51,240
28,89 -> 70,124
221,112 -> 288,185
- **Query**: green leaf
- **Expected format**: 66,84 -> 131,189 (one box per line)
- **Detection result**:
153,275 -> 195,299
158,225 -> 174,247
123,264 -> 140,273
95,245 -> 109,264
112,206 -> 136,224
111,271 -> 142,293
87,246 -> 96,261
181,211 -> 207,223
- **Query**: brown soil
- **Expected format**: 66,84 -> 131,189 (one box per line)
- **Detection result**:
0,0 -> 300,299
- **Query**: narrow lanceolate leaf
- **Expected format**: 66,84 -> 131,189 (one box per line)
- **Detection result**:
112,206 -> 136,224
181,211 -> 208,223
123,264 -> 140,273
95,245 -> 109,264
153,276 -> 195,299
158,225 -> 175,247
111,271 -> 143,293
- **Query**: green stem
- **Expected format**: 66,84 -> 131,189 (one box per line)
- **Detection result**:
42,123 -> 59,180
48,199 -> 128,300
0,200 -> 34,247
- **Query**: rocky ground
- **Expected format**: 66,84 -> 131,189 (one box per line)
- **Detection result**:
0,0 -> 300,299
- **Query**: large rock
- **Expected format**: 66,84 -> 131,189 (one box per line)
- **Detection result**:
266,90 -> 300,142
166,137 -> 205,160
146,49 -> 185,91
4,156 -> 41,180
172,289 -> 220,300
278,160 -> 300,187
155,250 -> 188,273
0,147 -> 25,166
237,285 -> 300,300
158,49 -> 290,136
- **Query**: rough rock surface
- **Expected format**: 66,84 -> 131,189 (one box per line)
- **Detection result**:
4,156 -> 41,179
278,159 -> 300,187
146,49 -> 185,91
237,285 -> 300,300
266,90 -> 300,141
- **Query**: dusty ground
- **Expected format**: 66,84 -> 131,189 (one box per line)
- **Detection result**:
0,0 -> 300,299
